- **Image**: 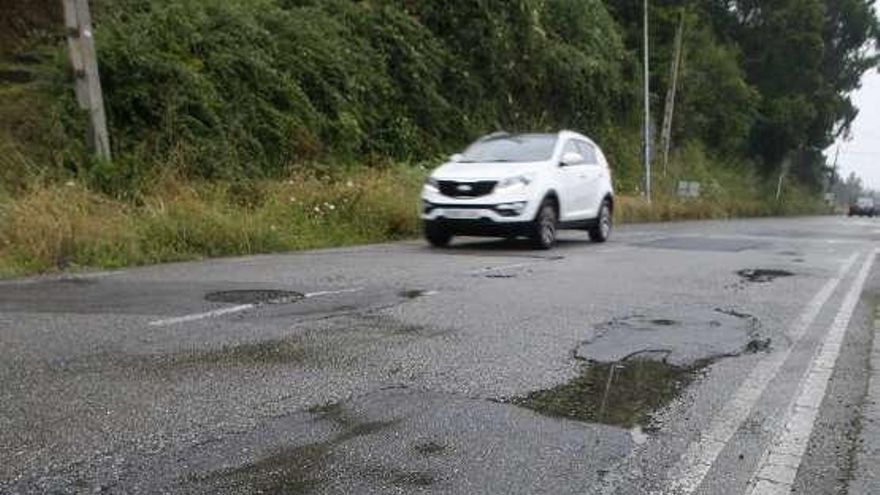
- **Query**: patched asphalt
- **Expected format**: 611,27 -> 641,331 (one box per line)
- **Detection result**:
1,216 -> 879,494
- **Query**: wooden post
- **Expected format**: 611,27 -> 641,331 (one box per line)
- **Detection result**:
62,0 -> 111,160
660,11 -> 685,177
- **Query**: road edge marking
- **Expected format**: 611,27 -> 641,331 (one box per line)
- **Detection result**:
746,248 -> 878,494
666,252 -> 860,494
148,287 -> 363,327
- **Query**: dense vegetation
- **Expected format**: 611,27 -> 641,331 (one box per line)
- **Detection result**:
5,0 -> 876,190
0,0 -> 877,273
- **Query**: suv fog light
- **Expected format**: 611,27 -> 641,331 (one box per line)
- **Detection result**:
496,202 -> 527,216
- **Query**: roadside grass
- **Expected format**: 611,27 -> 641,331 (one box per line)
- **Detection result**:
0,165 -> 828,278
0,166 -> 424,277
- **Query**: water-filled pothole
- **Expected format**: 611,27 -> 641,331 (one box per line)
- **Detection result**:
736,269 -> 794,283
511,358 -> 702,428
205,289 -> 303,305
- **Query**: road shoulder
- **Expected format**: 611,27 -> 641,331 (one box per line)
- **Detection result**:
849,295 -> 880,494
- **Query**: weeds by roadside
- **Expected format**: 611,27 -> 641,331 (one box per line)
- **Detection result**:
0,166 -> 423,276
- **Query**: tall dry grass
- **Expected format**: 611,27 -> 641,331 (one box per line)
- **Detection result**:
0,166 -> 424,276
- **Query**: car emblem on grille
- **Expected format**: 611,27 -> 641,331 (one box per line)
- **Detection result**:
457,184 -> 473,192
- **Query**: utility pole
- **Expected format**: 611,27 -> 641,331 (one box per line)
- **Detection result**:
643,0 -> 651,203
660,11 -> 685,177
62,0 -> 111,160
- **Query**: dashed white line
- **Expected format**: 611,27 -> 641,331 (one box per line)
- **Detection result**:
148,287 -> 363,327
747,248 -> 877,495
148,304 -> 255,327
468,261 -> 542,275
303,288 -> 363,298
666,252 -> 860,495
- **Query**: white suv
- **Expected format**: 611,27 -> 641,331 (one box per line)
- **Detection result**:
421,131 -> 614,249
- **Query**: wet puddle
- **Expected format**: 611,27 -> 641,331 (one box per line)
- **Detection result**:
511,358 -> 702,429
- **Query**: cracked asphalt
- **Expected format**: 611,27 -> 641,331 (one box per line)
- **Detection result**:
1,216 -> 879,494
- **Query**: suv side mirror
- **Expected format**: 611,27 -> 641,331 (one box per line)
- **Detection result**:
560,151 -> 584,166
449,153 -> 464,162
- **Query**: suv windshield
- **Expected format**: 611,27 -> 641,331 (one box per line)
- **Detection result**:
458,134 -> 557,163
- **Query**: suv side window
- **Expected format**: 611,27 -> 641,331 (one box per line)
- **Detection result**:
576,141 -> 598,165
562,140 -> 585,164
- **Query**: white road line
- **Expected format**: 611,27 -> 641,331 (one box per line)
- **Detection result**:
469,261 -> 542,275
747,248 -> 878,495
304,288 -> 362,298
148,304 -> 255,327
148,288 -> 362,327
666,252 -> 860,495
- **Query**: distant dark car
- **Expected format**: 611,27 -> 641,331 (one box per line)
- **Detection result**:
848,197 -> 876,217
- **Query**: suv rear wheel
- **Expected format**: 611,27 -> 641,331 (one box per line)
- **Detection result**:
529,199 -> 558,250
588,200 -> 612,243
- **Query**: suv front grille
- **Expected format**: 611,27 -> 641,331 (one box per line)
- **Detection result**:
438,180 -> 497,198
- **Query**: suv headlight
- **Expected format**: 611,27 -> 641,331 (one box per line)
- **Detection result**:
424,177 -> 440,192
496,175 -> 532,192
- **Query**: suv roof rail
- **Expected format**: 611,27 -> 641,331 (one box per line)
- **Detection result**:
479,131 -> 511,141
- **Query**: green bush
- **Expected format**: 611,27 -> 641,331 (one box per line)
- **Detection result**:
62,0 -> 635,189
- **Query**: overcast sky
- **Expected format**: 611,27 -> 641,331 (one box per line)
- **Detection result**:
829,67 -> 880,190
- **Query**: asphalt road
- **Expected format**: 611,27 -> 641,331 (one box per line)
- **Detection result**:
1,216 -> 879,494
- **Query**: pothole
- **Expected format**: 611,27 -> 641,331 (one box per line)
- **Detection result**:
398,289 -> 436,299
736,268 -> 794,283
205,289 -> 304,305
575,307 -> 769,367
530,307 -> 772,427
195,402 -> 400,493
511,357 -> 702,429
176,339 -> 309,366
485,273 -> 518,279
650,319 -> 678,326
414,441 -> 447,455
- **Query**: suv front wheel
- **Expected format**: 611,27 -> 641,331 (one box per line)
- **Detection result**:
424,222 -> 453,247
529,199 -> 558,250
